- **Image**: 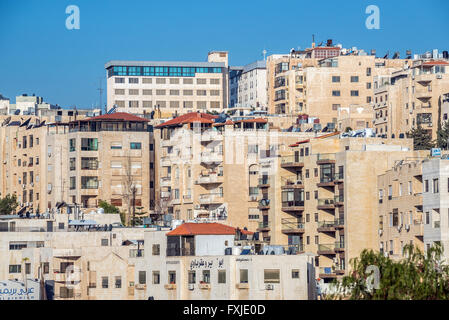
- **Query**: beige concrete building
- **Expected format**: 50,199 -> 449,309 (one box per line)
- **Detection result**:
0,112 -> 155,222
0,213 -> 145,300
377,157 -> 427,260
372,59 -> 449,139
153,112 -> 324,231
105,52 -> 229,118
253,133 -> 424,286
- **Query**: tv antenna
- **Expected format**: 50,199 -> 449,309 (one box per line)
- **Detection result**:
262,49 -> 267,60
97,78 -> 104,113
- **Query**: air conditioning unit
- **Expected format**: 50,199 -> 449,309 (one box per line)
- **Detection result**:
397,224 -> 402,232
378,229 -> 383,236
48,153 -> 51,157
437,74 -> 443,79
405,224 -> 410,231
296,180 -> 302,185
188,284 -> 194,291
428,123 -> 433,127
265,284 -> 274,290
22,184 -> 26,189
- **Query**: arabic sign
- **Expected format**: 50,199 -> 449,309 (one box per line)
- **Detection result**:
189,258 -> 225,270
0,280 -> 40,300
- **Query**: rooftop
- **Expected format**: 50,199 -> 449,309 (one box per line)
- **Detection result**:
105,60 -> 225,69
167,222 -> 253,236
155,112 -> 218,128
77,112 -> 150,123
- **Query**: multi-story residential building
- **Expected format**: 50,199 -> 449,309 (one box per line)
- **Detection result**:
105,52 -> 229,117
0,112 -> 155,221
229,60 -> 267,110
337,104 -> 373,132
153,112 -> 322,232
0,213 -> 146,300
377,157 -> 426,260
255,133 -> 423,286
136,222 -> 317,300
422,156 -> 449,260
373,59 -> 449,139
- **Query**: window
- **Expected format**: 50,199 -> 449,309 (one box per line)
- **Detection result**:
130,142 -> 142,150
115,77 -> 125,83
81,176 -> 99,189
111,142 -> 122,149
115,276 -> 122,288
101,239 -> 108,246
188,271 -> 196,284
425,180 -> 429,192
292,269 -> 300,279
332,90 -> 340,96
218,270 -> 226,284
43,262 -> 49,274
81,157 -> 98,170
129,78 -> 139,84
69,158 -> 76,170
350,90 -> 359,96
433,178 -> 439,193
350,76 -> 359,82
102,277 -> 109,288
70,176 -> 76,190
139,271 -> 146,285
60,287 -> 74,298
332,76 -> 340,83
152,244 -> 160,256
168,271 -> 176,284
264,269 -> 280,283
202,270 -> 211,284
9,265 -> 21,273
81,138 -> 98,151
239,269 -> 248,283
69,138 -> 76,152
152,271 -> 160,284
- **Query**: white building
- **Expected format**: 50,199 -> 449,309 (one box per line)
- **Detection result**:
136,222 -> 317,300
229,60 -> 267,110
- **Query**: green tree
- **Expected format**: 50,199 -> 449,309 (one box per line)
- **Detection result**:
407,125 -> 434,150
328,243 -> 449,300
436,120 -> 449,149
98,200 -> 126,225
0,194 -> 19,215
344,127 -> 352,132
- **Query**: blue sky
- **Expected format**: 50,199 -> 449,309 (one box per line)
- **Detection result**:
0,0 -> 448,109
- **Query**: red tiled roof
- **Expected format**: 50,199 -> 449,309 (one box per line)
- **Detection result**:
155,112 -> 218,128
213,120 -> 234,127
82,112 -> 149,122
422,60 -> 449,66
166,222 -> 253,236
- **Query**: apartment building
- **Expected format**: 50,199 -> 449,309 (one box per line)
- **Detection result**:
255,133 -> 423,284
135,222 -> 316,300
373,59 -> 449,139
421,157 -> 449,261
154,112 -> 322,231
271,54 -> 407,128
105,52 -> 229,117
0,112 -> 155,221
0,213 -> 145,300
229,60 -> 267,110
377,157 -> 426,260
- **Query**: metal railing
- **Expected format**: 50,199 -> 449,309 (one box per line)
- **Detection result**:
258,177 -> 269,185
281,218 -> 305,230
318,244 -> 335,252
335,241 -> 345,249
317,220 -> 336,228
281,155 -> 304,165
282,176 -> 303,186
334,194 -> 344,203
258,221 -> 269,229
282,200 -> 304,208
317,198 -> 335,206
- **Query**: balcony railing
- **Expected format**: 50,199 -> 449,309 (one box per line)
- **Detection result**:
282,176 -> 303,187
282,200 -> 304,209
258,177 -> 270,186
334,194 -> 344,203
195,173 -> 223,184
335,241 -> 345,250
200,152 -> 223,163
317,198 -> 335,207
199,193 -> 224,204
281,218 -> 305,232
280,155 -> 304,167
318,243 -> 336,254
258,221 -> 270,229
317,220 -> 336,229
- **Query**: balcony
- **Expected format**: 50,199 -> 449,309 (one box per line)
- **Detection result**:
257,221 -> 270,232
258,199 -> 270,210
335,241 -> 345,252
200,131 -> 223,142
199,193 -> 224,205
280,155 -> 304,168
161,157 -> 171,167
316,153 -> 336,165
258,177 -> 270,188
317,220 -> 337,232
335,218 -> 345,229
317,244 -> 336,255
334,194 -> 344,206
415,73 -> 434,84
318,267 -> 343,278
281,218 -> 305,234
334,172 -> 344,183
317,198 -> 335,210
282,200 -> 304,212
281,176 -> 304,189
415,90 -> 432,100
317,176 -> 335,187
195,173 -> 223,185
200,152 -> 223,164
160,176 -> 171,187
